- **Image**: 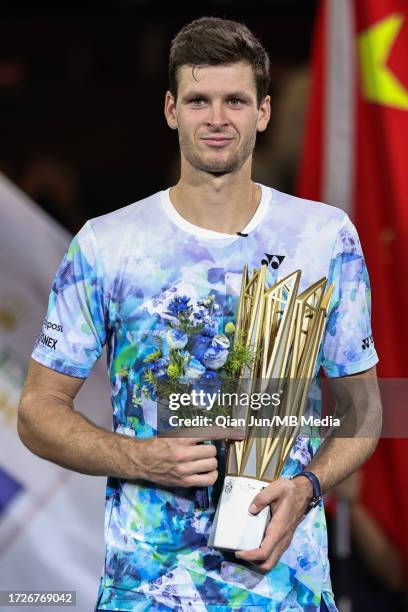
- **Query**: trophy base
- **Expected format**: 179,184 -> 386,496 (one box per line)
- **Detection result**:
208,476 -> 271,551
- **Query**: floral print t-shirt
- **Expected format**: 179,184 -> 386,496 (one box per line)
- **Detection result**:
31,184 -> 378,611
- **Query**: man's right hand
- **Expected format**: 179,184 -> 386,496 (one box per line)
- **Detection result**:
18,360 -> 246,485
131,428 -> 245,488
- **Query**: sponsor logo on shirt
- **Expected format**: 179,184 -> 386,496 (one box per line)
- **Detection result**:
261,253 -> 285,270
362,334 -> 374,350
42,319 -> 63,333
38,333 -> 58,350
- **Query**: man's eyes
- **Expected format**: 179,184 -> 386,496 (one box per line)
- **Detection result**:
188,98 -> 246,107
190,98 -> 206,106
228,98 -> 245,106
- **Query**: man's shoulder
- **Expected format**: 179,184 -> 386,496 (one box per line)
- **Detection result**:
269,187 -> 348,227
87,189 -> 163,235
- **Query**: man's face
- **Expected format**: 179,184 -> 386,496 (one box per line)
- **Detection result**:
165,61 -> 270,176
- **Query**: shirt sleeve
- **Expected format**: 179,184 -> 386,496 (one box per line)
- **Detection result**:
321,215 -> 379,377
31,221 -> 107,378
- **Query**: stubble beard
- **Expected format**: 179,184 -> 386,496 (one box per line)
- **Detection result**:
178,129 -> 257,176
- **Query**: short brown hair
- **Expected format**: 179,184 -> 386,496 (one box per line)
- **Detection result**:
169,17 -> 270,107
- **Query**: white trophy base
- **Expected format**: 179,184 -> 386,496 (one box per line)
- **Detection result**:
208,476 -> 271,551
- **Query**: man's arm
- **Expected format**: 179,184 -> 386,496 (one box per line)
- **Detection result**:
18,359 -> 244,486
302,365 -> 382,493
236,365 -> 382,571
18,359 -> 138,479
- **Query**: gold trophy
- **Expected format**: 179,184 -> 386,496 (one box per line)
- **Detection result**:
208,266 -> 333,551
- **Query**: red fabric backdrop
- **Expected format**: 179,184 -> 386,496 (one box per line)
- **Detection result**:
297,0 -> 408,579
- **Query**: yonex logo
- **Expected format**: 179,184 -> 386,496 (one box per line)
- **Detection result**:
362,335 -> 374,350
38,332 -> 58,350
261,254 -> 285,270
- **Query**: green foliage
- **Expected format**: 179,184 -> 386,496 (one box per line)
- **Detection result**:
143,349 -> 162,363
167,362 -> 182,379
144,369 -> 155,387
224,321 -> 236,335
223,333 -> 255,379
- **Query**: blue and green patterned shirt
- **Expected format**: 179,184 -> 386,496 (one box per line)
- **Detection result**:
32,184 -> 378,611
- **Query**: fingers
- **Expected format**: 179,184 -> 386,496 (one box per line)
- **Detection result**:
240,537 -> 291,573
236,481 -> 301,571
171,443 -> 217,464
235,509 -> 290,572
176,457 -> 218,476
182,469 -> 219,487
235,517 -> 286,563
145,431 -> 243,489
248,480 -> 285,514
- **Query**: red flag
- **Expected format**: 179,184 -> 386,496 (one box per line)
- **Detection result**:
297,0 -> 408,577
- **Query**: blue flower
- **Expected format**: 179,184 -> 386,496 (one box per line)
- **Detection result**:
202,347 -> 229,370
203,370 -> 217,380
165,328 -> 188,350
203,322 -> 219,337
185,358 -> 206,379
191,334 -> 212,360
147,358 -> 168,378
194,370 -> 221,398
167,295 -> 191,316
190,313 -> 205,328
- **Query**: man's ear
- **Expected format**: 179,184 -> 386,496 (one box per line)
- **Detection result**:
164,91 -> 178,130
256,94 -> 271,133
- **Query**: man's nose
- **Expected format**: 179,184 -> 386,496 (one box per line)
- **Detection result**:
206,102 -> 229,128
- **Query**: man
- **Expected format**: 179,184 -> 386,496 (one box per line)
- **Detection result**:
18,17 -> 381,612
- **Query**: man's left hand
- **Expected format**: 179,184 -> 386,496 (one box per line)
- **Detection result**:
235,477 -> 313,572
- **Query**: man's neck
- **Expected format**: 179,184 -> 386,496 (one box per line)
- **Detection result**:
169,165 -> 261,235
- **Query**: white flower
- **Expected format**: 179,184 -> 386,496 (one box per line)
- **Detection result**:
165,328 -> 188,350
211,334 -> 230,350
202,347 -> 229,370
185,358 -> 206,379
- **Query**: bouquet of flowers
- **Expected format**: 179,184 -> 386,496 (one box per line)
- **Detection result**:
143,293 -> 253,413
142,292 -> 253,510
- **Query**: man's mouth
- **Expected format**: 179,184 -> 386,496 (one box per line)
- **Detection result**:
201,137 -> 234,148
